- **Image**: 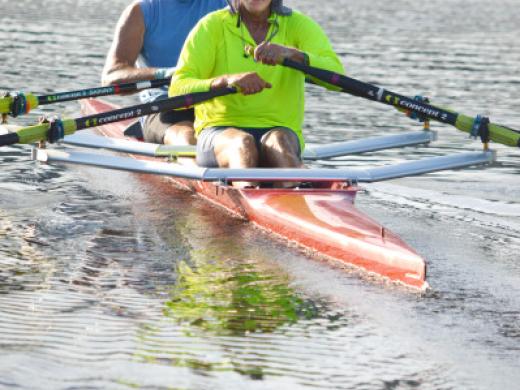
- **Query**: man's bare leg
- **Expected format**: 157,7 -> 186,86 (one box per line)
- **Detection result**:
261,128 -> 302,168
213,128 -> 259,188
261,128 -> 303,188
163,120 -> 196,145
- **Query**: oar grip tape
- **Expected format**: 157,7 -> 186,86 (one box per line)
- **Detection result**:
0,132 -> 20,146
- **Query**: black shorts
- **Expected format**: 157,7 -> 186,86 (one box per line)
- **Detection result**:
196,126 -> 302,167
142,108 -> 195,144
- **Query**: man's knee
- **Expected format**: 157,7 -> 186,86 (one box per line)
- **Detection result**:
232,133 -> 256,153
263,129 -> 299,154
164,122 -> 196,145
215,132 -> 258,168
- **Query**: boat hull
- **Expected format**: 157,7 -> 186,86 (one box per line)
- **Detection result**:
80,98 -> 427,290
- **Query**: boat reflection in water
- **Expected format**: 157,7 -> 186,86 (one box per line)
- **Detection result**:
134,204 -> 327,379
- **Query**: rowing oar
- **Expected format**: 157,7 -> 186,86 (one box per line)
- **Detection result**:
0,87 -> 236,147
0,78 -> 171,118
258,50 -> 519,148
290,59 -> 520,147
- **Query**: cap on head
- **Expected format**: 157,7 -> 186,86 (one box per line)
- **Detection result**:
227,0 -> 292,16
271,0 -> 292,15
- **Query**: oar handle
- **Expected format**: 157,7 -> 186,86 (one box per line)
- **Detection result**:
0,132 -> 20,147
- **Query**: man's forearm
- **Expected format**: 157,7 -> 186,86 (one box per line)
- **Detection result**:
284,48 -> 309,65
101,65 -> 157,86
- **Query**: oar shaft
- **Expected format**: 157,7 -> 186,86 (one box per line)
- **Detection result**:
37,78 -> 171,105
285,59 -> 459,125
0,79 -> 171,116
0,88 -> 236,146
74,87 -> 233,131
283,58 -> 520,147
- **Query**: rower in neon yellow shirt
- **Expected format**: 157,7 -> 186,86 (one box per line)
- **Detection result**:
169,0 -> 345,172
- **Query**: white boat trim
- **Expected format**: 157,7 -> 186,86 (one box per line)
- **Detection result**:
63,133 -> 195,157
303,131 -> 437,159
62,130 -> 437,160
33,147 -> 496,183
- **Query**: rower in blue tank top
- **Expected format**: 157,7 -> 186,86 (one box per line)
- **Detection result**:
102,0 -> 227,145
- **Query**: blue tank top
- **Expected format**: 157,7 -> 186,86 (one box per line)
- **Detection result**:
138,0 -> 227,102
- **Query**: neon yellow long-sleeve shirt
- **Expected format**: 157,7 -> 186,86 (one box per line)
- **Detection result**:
169,8 -> 345,149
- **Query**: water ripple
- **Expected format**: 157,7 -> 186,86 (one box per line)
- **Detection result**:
1,0 -> 519,389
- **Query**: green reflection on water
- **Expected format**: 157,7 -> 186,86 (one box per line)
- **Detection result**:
154,202 -> 321,336
134,203 -> 325,380
164,250 -> 317,336
138,246 -> 321,380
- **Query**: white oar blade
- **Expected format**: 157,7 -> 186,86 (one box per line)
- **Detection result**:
33,147 -> 495,183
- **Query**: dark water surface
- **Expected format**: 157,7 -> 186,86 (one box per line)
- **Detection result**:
1,0 -> 519,389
